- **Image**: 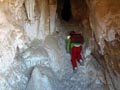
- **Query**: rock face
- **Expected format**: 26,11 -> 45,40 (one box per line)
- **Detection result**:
26,67 -> 59,90
49,0 -> 57,34
0,0 -> 25,72
24,0 -> 50,40
0,0 -> 56,90
71,0 -> 88,23
0,0 -> 57,71
87,0 -> 120,90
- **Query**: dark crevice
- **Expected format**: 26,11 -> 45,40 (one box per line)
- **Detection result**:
61,0 -> 72,21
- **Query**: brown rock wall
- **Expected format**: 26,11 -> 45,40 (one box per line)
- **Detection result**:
88,0 -> 120,89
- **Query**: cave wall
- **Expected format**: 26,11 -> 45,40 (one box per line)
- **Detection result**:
0,0 -> 25,72
71,0 -> 88,23
24,0 -> 49,40
0,0 -> 57,89
24,0 -> 57,40
49,0 -> 57,34
87,0 -> 120,90
0,0 -> 57,72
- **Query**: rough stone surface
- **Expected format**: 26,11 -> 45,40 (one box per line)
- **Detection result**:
87,0 -> 120,90
0,0 -> 25,72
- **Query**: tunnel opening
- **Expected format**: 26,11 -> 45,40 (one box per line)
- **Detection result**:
61,0 -> 72,21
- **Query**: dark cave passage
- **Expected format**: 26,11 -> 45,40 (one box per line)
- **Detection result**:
61,0 -> 72,21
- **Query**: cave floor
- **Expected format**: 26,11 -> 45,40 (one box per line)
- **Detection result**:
8,19 -> 106,90
50,19 -> 106,90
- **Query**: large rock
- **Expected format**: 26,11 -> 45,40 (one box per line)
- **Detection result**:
26,66 -> 60,90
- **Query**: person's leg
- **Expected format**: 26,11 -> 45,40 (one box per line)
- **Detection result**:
71,46 -> 77,69
77,46 -> 82,63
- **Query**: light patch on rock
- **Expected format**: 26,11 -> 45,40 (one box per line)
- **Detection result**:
106,28 -> 116,42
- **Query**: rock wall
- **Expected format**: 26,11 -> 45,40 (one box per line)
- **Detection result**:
24,0 -> 57,40
0,0 -> 57,89
0,0 -> 57,72
24,0 -> 50,40
0,0 -> 25,72
49,0 -> 57,34
87,0 -> 120,90
71,0 -> 88,23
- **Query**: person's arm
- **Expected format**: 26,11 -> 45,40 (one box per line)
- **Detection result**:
84,36 -> 88,43
80,35 -> 84,44
66,36 -> 71,53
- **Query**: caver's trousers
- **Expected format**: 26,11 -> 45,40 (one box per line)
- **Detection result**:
71,46 -> 82,69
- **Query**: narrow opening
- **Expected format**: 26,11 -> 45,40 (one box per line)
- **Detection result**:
61,0 -> 72,21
